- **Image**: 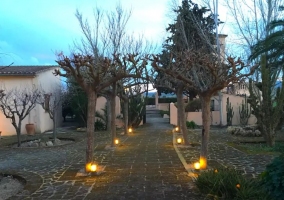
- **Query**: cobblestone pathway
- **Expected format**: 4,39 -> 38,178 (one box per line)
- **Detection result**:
0,109 -> 203,200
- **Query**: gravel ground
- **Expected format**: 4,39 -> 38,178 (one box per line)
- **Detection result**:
0,175 -> 24,200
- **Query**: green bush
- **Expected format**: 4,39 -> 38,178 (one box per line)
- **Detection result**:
94,120 -> 106,131
195,167 -> 269,199
185,99 -> 201,112
261,154 -> 284,200
145,97 -> 155,105
158,98 -> 177,103
159,110 -> 170,117
186,120 -> 197,129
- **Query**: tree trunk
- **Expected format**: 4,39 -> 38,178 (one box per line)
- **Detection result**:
261,125 -> 276,147
16,128 -> 21,147
16,120 -> 22,147
218,91 -> 223,126
52,115 -> 56,142
86,89 -> 97,165
176,91 -> 181,129
122,95 -> 129,135
177,86 -> 189,145
200,94 -> 211,169
106,97 -> 111,131
110,83 -> 117,147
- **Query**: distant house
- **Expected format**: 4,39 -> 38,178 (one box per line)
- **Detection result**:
0,66 -> 62,136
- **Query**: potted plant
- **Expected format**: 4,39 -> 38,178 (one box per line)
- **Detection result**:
25,114 -> 35,135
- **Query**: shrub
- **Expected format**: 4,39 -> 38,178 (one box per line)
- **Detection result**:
261,154 -> 284,200
94,120 -> 106,131
159,110 -> 170,117
185,99 -> 201,112
186,120 -> 197,129
195,167 -> 269,199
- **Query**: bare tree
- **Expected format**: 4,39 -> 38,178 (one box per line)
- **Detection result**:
72,4 -> 152,148
55,53 -> 148,168
151,0 -> 257,170
0,87 -> 41,147
38,88 -> 63,142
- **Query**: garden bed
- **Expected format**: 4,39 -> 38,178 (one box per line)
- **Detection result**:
0,174 -> 25,200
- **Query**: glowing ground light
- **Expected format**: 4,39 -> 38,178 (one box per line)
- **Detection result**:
214,169 -> 218,173
175,127 -> 179,132
86,162 -> 97,172
194,162 -> 200,170
128,128 -> 133,133
177,138 -> 182,144
90,164 -> 97,172
236,184 -> 241,189
115,139 -> 119,145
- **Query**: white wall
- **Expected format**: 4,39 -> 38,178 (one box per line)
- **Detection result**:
169,93 -> 257,126
0,68 -> 61,136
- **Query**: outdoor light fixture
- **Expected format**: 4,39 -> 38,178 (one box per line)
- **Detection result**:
175,127 -> 179,132
85,162 -> 97,172
194,162 -> 200,170
128,127 -> 133,133
177,137 -> 182,144
199,156 -> 207,169
115,139 -> 119,145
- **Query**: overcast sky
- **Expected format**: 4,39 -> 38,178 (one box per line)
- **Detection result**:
0,0 -> 228,66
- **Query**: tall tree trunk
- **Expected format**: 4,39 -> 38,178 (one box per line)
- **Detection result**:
111,83 -> 117,147
261,125 -> 276,147
106,96 -> 111,131
176,91 -> 181,129
200,94 -> 211,169
177,86 -> 189,145
86,89 -> 97,165
122,95 -> 129,135
16,128 -> 21,147
52,117 -> 56,142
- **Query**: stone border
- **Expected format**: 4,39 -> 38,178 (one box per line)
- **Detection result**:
8,137 -> 81,149
1,170 -> 43,199
172,130 -> 198,181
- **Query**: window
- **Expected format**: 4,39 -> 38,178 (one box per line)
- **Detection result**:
44,93 -> 51,111
210,100 -> 214,111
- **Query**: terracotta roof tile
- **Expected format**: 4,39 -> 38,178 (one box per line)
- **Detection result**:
0,65 -> 58,76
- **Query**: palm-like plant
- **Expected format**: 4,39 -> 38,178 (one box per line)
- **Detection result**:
250,19 -> 284,67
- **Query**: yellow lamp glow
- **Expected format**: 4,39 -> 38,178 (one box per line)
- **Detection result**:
115,139 -> 119,145
128,128 -> 133,133
214,169 -> 218,173
177,138 -> 182,144
194,162 -> 200,170
199,156 -> 207,169
175,127 -> 179,132
236,184 -> 241,189
86,162 -> 97,172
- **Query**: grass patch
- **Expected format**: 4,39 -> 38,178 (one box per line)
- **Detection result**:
196,167 -> 270,200
228,141 -> 284,155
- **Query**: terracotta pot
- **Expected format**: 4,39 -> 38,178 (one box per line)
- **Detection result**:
25,124 -> 35,135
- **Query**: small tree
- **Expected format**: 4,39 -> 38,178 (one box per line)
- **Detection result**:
0,87 -> 41,146
38,90 -> 63,142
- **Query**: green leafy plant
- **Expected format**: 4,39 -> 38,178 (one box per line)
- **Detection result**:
226,97 -> 234,126
239,95 -> 251,126
94,120 -> 106,131
195,167 -> 269,199
159,110 -> 170,117
128,95 -> 145,128
185,99 -> 201,112
261,154 -> 284,200
95,102 -> 108,130
186,120 -> 196,129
